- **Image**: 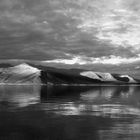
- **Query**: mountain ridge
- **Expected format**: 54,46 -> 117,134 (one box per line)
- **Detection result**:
0,63 -> 139,85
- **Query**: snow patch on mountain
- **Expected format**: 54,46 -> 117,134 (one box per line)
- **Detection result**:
95,72 -> 117,81
120,75 -> 137,83
80,71 -> 117,82
80,71 -> 101,80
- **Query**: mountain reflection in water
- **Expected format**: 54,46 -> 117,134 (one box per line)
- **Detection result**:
0,85 -> 140,140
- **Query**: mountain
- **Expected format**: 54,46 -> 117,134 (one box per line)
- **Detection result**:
0,63 -> 41,84
0,63 -> 139,85
40,66 -> 140,85
80,71 -> 138,83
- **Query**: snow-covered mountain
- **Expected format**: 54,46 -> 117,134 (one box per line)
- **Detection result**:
0,63 -> 41,84
80,71 -> 117,82
80,71 -> 138,83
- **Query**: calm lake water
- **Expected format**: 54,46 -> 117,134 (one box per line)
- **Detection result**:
0,85 -> 140,140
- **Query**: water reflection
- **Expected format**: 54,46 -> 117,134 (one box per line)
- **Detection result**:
40,86 -> 140,117
0,85 -> 140,140
0,85 -> 40,108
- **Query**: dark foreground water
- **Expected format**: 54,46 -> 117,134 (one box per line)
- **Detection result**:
0,85 -> 140,140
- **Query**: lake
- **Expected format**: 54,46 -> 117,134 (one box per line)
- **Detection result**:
0,85 -> 140,140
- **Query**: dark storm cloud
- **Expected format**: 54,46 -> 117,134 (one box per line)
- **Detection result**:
0,0 -> 139,62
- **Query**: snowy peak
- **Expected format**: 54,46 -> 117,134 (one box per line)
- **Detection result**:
12,63 -> 32,69
9,63 -> 40,75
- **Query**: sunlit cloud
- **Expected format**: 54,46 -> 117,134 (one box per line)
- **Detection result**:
44,55 -> 87,65
43,55 -> 140,65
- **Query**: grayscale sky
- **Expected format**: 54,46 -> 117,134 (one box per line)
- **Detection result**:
0,0 -> 140,66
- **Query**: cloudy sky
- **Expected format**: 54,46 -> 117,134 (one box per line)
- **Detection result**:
0,0 -> 140,66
